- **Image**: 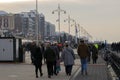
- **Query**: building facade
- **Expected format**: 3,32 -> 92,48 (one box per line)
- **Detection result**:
44,21 -> 55,41
39,13 -> 45,41
0,10 -> 55,40
0,12 -> 14,36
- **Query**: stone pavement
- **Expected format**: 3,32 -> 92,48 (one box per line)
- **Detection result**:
0,52 -> 80,80
0,50 -> 111,80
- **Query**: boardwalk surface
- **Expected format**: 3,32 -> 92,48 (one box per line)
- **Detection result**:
70,54 -> 110,80
0,50 -> 111,80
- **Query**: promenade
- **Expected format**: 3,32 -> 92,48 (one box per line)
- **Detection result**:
0,50 -> 111,80
0,52 -> 80,80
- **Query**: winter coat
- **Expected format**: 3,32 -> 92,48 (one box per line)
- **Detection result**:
32,46 -> 42,66
91,45 -> 98,60
50,45 -> 60,60
61,47 -> 75,66
30,44 -> 37,62
44,47 -> 56,62
77,43 -> 89,59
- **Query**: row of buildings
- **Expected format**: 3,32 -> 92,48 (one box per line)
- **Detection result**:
0,10 -> 55,41
0,10 -> 92,44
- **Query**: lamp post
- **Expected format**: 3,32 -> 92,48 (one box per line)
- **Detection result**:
64,15 -> 74,34
72,20 -> 78,44
52,4 -> 66,43
76,24 -> 80,42
36,0 -> 39,45
64,15 -> 74,41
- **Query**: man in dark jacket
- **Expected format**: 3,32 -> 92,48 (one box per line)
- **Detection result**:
50,43 -> 60,75
44,43 -> 56,78
29,42 -> 36,63
77,39 -> 89,75
32,44 -> 43,78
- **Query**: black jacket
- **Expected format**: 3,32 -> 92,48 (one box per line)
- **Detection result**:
33,46 -> 42,65
44,47 -> 56,62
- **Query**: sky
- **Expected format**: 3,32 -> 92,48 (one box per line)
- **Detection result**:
0,0 -> 120,43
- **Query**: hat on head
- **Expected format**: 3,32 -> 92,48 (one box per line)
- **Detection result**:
80,39 -> 84,42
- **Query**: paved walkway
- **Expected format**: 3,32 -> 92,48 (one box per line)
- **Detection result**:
70,54 -> 110,80
0,52 -> 80,80
0,51 -> 111,80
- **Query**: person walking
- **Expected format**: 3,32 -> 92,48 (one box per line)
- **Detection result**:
87,44 -> 92,63
91,44 -> 98,64
29,42 -> 36,64
77,39 -> 89,75
54,43 -> 61,74
41,43 -> 46,64
61,43 -> 75,76
44,43 -> 56,78
50,43 -> 60,75
32,43 -> 43,78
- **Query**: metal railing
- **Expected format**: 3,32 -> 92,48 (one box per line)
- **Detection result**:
104,50 -> 120,79
109,53 -> 120,78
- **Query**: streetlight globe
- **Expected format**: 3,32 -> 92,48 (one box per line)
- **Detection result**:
52,11 -> 54,14
64,11 -> 66,14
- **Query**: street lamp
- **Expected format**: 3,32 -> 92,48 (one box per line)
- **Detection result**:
76,24 -> 81,43
36,0 -> 39,45
72,20 -> 78,44
64,15 -> 74,35
52,4 -> 66,43
77,24 -> 80,39
64,15 -> 74,41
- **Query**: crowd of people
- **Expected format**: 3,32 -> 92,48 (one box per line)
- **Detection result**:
111,42 -> 120,52
28,42 -> 75,78
21,39 -> 99,78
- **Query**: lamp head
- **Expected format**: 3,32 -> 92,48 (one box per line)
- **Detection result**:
64,11 -> 66,14
52,11 -> 54,14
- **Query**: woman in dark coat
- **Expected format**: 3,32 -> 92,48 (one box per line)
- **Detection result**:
32,45 -> 43,78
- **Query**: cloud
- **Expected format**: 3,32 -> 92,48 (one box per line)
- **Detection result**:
38,0 -> 120,5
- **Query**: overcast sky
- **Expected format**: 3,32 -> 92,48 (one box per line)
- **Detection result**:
0,0 -> 120,43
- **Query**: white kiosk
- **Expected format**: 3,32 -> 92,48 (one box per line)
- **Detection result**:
0,37 -> 23,62
0,37 -> 16,61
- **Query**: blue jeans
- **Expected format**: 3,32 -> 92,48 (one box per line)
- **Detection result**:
80,58 -> 87,72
